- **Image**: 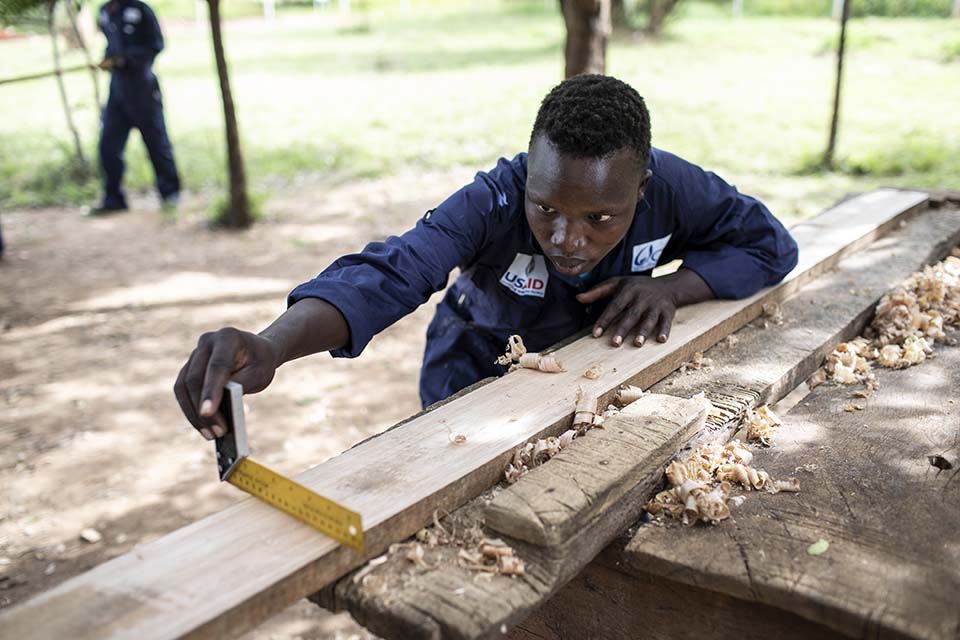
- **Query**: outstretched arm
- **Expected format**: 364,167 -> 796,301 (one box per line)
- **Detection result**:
173,298 -> 348,440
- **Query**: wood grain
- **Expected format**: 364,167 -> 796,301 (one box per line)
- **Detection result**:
0,189 -> 929,640
619,343 -> 960,640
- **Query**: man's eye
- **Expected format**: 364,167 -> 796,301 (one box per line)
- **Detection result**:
537,204 -> 556,214
589,213 -> 613,223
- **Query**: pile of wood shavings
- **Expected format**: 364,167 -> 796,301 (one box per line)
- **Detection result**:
646,437 -> 799,526
810,252 -> 960,392
496,334 -> 564,373
744,405 -> 783,446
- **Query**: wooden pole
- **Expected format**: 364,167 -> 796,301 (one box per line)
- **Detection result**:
207,0 -> 252,228
823,0 -> 850,170
47,0 -> 89,169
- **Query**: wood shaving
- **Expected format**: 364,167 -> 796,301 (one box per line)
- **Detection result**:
457,538 -> 526,576
573,386 -> 598,433
719,334 -> 740,348
744,405 -> 782,446
761,302 -> 785,327
679,351 -> 713,374
616,384 -> 645,405
495,334 -> 565,372
583,363 -> 604,379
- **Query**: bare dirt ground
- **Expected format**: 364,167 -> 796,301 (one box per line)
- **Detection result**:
0,166 -> 478,638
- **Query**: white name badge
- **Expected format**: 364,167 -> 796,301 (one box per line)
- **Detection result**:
631,234 -> 672,273
500,253 -> 548,298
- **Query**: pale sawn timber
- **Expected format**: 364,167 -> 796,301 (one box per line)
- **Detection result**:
0,189 -> 928,639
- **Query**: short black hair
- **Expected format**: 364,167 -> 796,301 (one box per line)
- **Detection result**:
529,74 -> 652,170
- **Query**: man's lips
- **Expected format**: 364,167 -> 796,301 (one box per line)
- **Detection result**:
549,255 -> 590,276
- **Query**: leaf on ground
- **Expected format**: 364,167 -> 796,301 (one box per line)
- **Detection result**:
807,538 -> 829,556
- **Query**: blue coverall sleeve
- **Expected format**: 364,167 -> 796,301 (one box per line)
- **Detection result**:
673,166 -> 799,299
287,159 -> 521,357
126,3 -> 164,69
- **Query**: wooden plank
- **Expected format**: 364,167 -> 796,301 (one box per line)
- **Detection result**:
0,189 -> 928,640
507,563 -> 848,640
618,342 -> 960,640
321,394 -> 708,640
323,201 -> 960,640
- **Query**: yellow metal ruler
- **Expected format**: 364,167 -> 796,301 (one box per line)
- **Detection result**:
216,382 -> 364,554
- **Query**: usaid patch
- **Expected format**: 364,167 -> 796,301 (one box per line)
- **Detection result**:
500,253 -> 548,298
631,234 -> 672,273
123,6 -> 142,23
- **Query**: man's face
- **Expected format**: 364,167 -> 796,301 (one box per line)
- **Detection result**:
525,135 -> 647,277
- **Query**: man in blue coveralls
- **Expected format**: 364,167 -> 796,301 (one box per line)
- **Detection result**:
89,0 -> 180,215
174,75 -> 799,440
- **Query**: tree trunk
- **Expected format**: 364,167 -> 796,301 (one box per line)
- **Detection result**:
645,0 -> 680,36
48,0 -> 88,169
560,0 -> 611,78
207,0 -> 252,228
611,0 -> 629,30
63,0 -> 102,109
952,0 -> 959,18
823,0 -> 850,169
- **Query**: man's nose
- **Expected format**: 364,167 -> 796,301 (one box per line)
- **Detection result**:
551,218 -> 586,254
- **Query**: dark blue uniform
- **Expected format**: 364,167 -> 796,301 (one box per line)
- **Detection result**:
97,0 -> 179,209
289,149 -> 799,408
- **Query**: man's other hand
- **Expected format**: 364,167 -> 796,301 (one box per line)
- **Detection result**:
174,328 -> 279,441
576,276 -> 678,347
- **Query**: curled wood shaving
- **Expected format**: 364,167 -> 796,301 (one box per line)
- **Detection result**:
495,334 -> 565,372
457,538 -> 526,576
679,351 -> 713,374
573,386 -> 599,433
745,405 -> 782,446
583,363 -> 604,379
616,384 -> 645,405
679,479 -> 732,526
769,478 -> 801,493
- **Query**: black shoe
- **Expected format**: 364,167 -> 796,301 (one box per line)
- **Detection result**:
86,204 -> 129,217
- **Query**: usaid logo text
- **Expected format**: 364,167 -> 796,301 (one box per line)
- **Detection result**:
500,253 -> 549,298
631,234 -> 672,273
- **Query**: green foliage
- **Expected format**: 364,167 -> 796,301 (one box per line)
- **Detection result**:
795,137 -> 956,177
942,39 -> 960,62
208,190 -> 266,228
1,1 -> 958,220
745,0 -> 952,17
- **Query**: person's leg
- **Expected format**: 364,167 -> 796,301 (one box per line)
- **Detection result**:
136,75 -> 181,203
97,88 -> 133,211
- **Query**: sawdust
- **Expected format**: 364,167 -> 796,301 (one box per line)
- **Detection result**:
583,363 -> 604,380
678,351 -> 713,374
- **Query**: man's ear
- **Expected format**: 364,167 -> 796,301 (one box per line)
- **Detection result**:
637,169 -> 653,199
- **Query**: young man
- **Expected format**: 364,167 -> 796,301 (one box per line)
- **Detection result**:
90,0 -> 180,215
175,75 -> 798,440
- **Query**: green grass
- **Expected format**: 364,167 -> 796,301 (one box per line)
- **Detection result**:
0,0 -> 958,219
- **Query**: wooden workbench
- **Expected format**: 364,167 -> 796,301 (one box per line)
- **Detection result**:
512,337 -> 960,640
319,198 -> 960,640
